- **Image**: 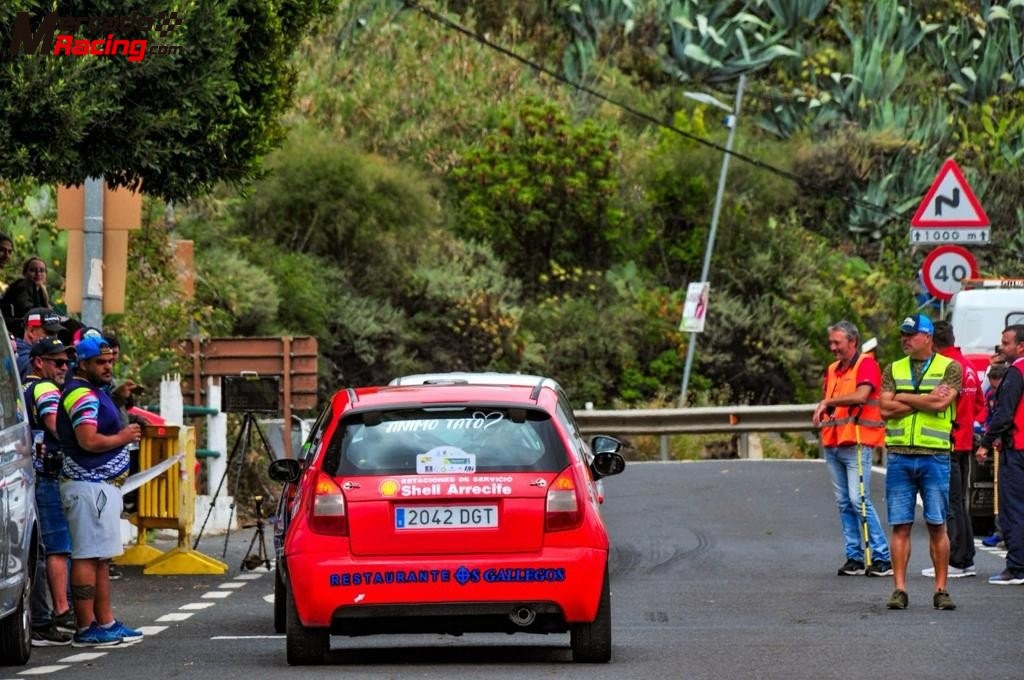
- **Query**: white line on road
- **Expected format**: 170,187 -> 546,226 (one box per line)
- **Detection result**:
201,591 -> 232,599
57,653 -> 105,662
234,573 -> 265,580
180,602 -> 216,610
156,612 -> 194,622
17,667 -> 71,675
217,582 -> 246,589
138,626 -> 168,636
211,635 -> 284,640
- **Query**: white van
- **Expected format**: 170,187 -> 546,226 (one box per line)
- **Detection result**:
0,326 -> 34,666
948,279 -> 1024,370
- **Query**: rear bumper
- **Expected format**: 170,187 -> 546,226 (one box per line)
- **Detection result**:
285,547 -> 608,629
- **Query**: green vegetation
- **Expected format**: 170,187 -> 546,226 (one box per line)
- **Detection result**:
4,0 -> 1024,412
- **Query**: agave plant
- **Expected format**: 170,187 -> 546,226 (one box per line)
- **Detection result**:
829,0 -> 932,122
660,0 -> 800,84
755,0 -> 830,32
921,1 -> 1024,105
560,0 -> 652,82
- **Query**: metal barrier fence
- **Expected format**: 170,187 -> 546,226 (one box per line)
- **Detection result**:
574,404 -> 818,459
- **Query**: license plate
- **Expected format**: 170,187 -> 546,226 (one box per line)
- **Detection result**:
395,505 -> 498,530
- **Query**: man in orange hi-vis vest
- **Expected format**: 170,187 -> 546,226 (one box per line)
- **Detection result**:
813,320 -> 893,578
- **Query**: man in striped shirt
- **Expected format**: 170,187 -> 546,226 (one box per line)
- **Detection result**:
57,336 -> 143,648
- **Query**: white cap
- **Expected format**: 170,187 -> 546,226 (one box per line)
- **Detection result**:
861,337 -> 878,353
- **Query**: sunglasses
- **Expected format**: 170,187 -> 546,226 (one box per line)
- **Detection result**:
41,358 -> 70,367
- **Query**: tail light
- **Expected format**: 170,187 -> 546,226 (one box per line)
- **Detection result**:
545,466 -> 583,531
308,472 -> 348,536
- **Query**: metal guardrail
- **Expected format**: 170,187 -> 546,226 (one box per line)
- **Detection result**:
574,404 -> 817,436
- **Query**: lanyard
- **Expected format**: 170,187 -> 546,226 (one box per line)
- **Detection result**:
911,354 -> 934,391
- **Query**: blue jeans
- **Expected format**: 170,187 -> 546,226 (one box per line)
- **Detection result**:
885,452 -> 949,525
31,477 -> 72,628
825,446 -> 891,562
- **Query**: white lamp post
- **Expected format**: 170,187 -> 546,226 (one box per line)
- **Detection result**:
678,74 -> 746,407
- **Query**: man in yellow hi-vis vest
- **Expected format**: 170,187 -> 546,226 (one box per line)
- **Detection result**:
880,314 -> 961,612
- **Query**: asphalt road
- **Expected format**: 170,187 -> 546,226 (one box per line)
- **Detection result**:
7,460 -> 1023,679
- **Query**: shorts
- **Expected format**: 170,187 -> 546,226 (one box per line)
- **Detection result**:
35,476 -> 72,556
885,452 -> 950,526
60,480 -> 124,560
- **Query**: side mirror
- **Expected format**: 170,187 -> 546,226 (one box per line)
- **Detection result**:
269,458 -> 302,483
590,435 -> 621,455
591,451 -> 625,479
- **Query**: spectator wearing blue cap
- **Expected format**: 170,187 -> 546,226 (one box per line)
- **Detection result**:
56,335 -> 143,648
879,313 -> 962,611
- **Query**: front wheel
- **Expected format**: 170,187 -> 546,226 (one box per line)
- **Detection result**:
285,583 -> 328,665
570,564 -> 611,663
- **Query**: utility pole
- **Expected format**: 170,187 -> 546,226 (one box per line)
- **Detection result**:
678,74 -> 746,407
82,177 -> 105,330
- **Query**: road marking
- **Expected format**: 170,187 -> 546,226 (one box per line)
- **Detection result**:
138,626 -> 168,636
218,582 -> 246,589
156,612 -> 194,622
211,635 -> 283,640
262,594 -> 274,604
201,591 -> 232,599
18,667 -> 71,675
180,602 -> 216,610
234,573 -> 265,580
57,653 -> 105,662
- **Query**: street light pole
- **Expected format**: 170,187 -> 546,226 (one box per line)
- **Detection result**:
678,74 -> 746,407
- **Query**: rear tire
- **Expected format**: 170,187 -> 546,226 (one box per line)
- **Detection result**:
273,567 -> 286,634
570,564 -> 611,663
285,583 -> 328,665
0,561 -> 32,666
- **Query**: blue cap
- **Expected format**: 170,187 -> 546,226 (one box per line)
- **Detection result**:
899,314 -> 934,335
75,336 -> 112,361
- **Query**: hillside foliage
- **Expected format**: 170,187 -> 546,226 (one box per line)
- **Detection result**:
5,0 -> 1024,410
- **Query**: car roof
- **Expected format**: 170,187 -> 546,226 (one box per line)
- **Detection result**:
337,377 -> 564,412
388,371 -> 563,390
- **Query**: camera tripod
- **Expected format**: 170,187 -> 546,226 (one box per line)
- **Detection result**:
241,495 -> 271,571
193,411 -> 277,559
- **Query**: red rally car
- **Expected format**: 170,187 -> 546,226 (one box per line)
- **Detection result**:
269,373 -> 626,665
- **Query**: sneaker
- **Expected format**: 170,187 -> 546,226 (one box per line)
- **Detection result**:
865,560 -> 893,577
108,564 -> 123,580
988,570 -> 1024,585
982,534 -> 1003,547
71,622 -> 122,648
31,623 -> 72,647
933,590 -> 956,610
104,619 -> 143,642
838,558 -> 865,576
886,589 -> 909,610
53,609 -> 77,633
923,564 -> 976,578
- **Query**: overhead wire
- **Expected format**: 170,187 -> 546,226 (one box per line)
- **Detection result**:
403,0 -> 903,221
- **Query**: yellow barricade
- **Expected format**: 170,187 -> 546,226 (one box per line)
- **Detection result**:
116,424 -> 228,575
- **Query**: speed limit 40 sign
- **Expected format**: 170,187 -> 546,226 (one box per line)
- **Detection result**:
921,244 -> 978,301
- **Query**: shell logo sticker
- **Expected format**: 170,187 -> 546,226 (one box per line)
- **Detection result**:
379,479 -> 400,497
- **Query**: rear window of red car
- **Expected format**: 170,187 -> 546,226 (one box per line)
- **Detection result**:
323,406 -> 569,476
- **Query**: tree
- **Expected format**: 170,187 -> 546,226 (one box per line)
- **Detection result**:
0,0 -> 336,200
450,97 -> 626,292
